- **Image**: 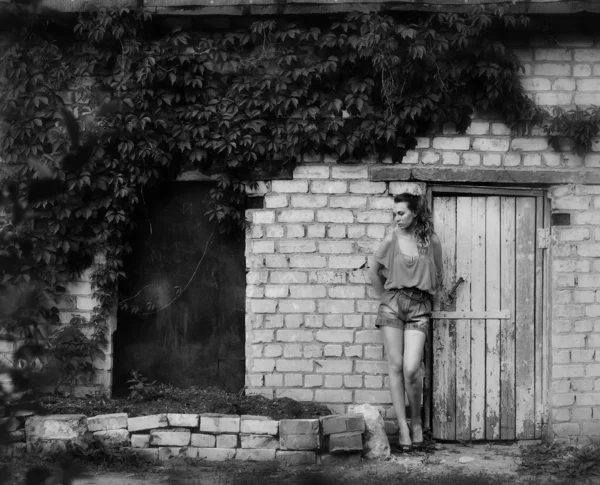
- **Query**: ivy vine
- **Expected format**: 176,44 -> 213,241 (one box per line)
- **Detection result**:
0,5 -> 592,388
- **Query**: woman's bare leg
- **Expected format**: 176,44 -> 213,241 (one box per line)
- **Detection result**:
403,329 -> 427,443
380,325 -> 411,446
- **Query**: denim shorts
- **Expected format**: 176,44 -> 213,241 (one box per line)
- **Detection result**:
375,287 -> 433,335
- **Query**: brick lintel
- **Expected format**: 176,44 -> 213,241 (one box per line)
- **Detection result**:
370,166 -> 600,186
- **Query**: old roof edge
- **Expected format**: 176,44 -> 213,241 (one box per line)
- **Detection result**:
8,0 -> 600,16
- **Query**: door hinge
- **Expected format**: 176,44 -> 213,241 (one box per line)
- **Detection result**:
537,228 -> 550,249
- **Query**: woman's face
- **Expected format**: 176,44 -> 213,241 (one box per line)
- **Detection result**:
393,201 -> 415,230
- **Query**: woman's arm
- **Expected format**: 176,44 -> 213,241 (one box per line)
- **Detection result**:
368,258 -> 386,297
368,235 -> 392,297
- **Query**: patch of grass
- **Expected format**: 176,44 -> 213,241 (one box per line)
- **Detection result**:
519,441 -> 600,482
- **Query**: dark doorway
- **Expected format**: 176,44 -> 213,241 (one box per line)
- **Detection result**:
113,182 -> 246,395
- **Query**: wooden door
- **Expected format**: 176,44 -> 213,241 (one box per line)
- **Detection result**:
427,187 -> 546,441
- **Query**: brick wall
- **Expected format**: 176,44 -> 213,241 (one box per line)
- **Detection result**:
245,35 -> 600,442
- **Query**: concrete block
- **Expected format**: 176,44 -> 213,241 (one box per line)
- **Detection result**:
25,415 -> 89,452
200,414 -> 240,433
191,433 -> 216,448
240,434 -> 279,449
321,414 -> 365,436
328,432 -> 363,454
279,419 -> 319,435
196,448 -> 236,461
87,413 -> 128,432
158,447 -> 183,461
93,429 -> 130,448
279,434 -> 320,451
127,447 -> 158,462
234,449 -> 277,461
240,415 -> 279,435
275,450 -> 317,465
216,434 -> 238,448
167,414 -> 199,428
130,434 -> 150,448
150,430 -> 191,447
127,414 -> 168,432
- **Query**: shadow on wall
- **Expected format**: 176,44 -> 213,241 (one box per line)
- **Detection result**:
112,183 -> 246,395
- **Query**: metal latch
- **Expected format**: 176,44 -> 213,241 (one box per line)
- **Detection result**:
537,228 -> 550,249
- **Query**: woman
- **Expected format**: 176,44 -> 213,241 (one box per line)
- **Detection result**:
368,191 -> 443,451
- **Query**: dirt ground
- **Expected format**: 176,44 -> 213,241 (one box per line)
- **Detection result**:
73,442 -> 535,485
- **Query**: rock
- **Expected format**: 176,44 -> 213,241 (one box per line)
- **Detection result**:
150,430 -> 191,447
199,414 -> 240,433
349,404 -> 390,460
321,414 -> 365,436
240,434 -> 279,449
459,456 -> 475,463
279,433 -> 320,451
25,415 -> 90,453
87,413 -> 128,432
167,414 -> 199,428
191,433 -> 216,448
328,431 -> 363,454
128,414 -> 168,432
93,429 -> 130,448
240,415 -> 279,435
216,434 -> 238,448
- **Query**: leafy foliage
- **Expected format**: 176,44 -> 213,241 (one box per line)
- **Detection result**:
0,4 -> 585,392
519,441 -> 600,481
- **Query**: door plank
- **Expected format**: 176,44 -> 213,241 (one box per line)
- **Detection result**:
500,197 -> 517,440
432,196 -> 457,440
455,197 -> 472,441
534,197 -> 545,438
470,197 -> 487,441
485,197 -> 502,440
515,197 -> 537,439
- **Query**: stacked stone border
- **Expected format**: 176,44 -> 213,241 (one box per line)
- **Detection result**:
8,412 -> 368,464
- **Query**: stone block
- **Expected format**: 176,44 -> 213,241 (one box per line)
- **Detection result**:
127,414 -> 168,432
279,434 -> 320,451
196,448 -> 236,461
167,414 -> 199,428
131,434 -> 150,448
279,419 -> 319,435
235,449 -> 277,461
200,414 -> 240,433
150,430 -> 191,447
216,434 -> 238,448
87,413 -> 128,432
240,434 -> 279,449
93,429 -> 130,448
275,450 -> 317,465
127,447 -> 158,462
25,415 -> 89,453
191,433 -> 216,448
9,430 -> 25,443
240,415 -> 279,435
321,414 -> 365,436
328,432 -> 363,454
158,447 -> 183,461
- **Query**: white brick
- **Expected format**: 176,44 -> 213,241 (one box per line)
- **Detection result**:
536,93 -> 574,105
306,225 -> 326,238
327,225 -> 347,238
151,431 -> 191,447
286,225 -> 305,238
216,434 -> 238,448
66,282 -> 92,295
318,300 -> 355,313
279,240 -> 316,253
576,79 -> 600,92
252,359 -> 276,372
552,78 -> 576,91
329,196 -> 367,209
167,414 -> 199,428
314,389 -> 352,403
196,448 -> 236,461
465,122 -> 489,135
442,152 -> 460,165
87,413 -> 128,432
190,433 -> 216,447
293,165 -> 330,179
356,211 -> 392,224
277,210 -> 314,223
278,300 -> 316,313
574,49 -> 600,62
289,286 -> 326,298
316,210 -> 354,223
483,154 -> 502,166
432,137 -> 470,150
574,64 -> 592,77
328,256 -> 366,269
240,416 -> 279,435
290,195 -> 327,208
311,181 -> 347,194
575,93 -> 600,105
289,255 -> 327,268
253,211 -> 276,224
271,180 -> 309,193
276,359 -> 314,372
248,299 -> 277,313
535,49 -> 572,61
264,195 -> 288,208
533,63 -> 571,76
348,181 -> 387,194
276,330 -> 314,342
463,153 -> 481,166
331,166 -> 369,179
523,154 -> 541,166
250,241 -> 275,253
76,296 -> 96,311
511,138 -> 548,151
421,151 -> 440,164
318,241 -> 354,254
131,434 -> 150,448
128,414 -> 168,432
472,138 -> 510,152
316,330 -> 354,343
200,414 -> 240,433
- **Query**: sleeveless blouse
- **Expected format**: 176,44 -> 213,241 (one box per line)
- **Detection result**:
374,232 -> 442,296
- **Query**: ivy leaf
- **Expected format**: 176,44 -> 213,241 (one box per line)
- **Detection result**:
60,107 -> 80,148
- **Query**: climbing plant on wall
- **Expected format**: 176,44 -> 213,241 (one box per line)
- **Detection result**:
0,5 -> 545,386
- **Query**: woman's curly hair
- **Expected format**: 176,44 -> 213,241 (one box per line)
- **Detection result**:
393,192 -> 434,254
